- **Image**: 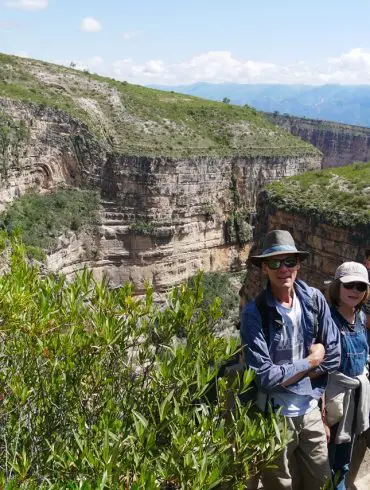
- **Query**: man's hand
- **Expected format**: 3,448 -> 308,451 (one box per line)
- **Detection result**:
307,343 -> 325,368
281,343 -> 326,387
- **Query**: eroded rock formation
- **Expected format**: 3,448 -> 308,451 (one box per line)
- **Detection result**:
266,113 -> 370,168
0,97 -> 321,291
0,98 -> 104,207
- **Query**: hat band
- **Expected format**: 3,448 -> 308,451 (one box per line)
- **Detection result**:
262,245 -> 298,256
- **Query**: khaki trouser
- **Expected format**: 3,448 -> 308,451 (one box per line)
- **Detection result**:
346,428 -> 370,489
260,406 -> 331,490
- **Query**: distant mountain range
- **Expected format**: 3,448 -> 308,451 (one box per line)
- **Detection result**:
149,83 -> 370,128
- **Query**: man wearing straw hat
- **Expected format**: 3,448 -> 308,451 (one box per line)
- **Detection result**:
241,230 -> 341,490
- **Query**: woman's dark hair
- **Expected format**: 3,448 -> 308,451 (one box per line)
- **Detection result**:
328,278 -> 370,309
366,249 -> 370,260
238,283 -> 249,302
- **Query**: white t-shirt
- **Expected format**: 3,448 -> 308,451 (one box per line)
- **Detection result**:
263,294 -> 317,417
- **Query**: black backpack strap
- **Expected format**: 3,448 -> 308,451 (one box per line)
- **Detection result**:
311,289 -> 320,339
255,289 -> 270,342
255,288 -> 284,344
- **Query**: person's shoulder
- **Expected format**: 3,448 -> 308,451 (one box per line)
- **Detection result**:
295,279 -> 323,301
241,297 -> 263,327
243,299 -> 259,315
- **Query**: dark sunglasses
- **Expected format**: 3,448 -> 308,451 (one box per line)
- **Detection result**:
342,282 -> 368,292
264,256 -> 298,270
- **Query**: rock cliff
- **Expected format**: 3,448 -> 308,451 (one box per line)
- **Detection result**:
0,95 -> 322,291
46,150 -> 321,291
0,98 -> 104,208
266,113 -> 370,168
0,52 -> 322,291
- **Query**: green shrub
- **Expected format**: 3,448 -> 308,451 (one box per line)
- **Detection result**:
2,188 -> 100,250
0,235 -> 286,489
188,271 -> 239,317
224,211 -> 253,247
130,219 -> 155,236
267,162 -> 370,229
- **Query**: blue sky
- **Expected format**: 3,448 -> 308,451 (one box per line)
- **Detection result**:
1,0 -> 370,85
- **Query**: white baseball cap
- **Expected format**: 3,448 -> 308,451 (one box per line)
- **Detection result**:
334,262 -> 370,285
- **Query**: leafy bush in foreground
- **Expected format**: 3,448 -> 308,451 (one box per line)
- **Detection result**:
0,236 -> 286,489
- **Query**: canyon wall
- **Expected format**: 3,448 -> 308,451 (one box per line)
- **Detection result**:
47,153 -> 321,291
0,97 -> 321,291
266,113 -> 370,168
247,191 -> 370,298
0,97 -> 104,207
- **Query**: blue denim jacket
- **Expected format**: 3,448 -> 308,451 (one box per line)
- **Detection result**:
330,307 -> 368,378
240,279 -> 341,400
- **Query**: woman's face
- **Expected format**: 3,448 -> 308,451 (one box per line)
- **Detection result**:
339,282 -> 367,309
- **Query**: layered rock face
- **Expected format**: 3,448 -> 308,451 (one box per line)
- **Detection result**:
266,113 -> 370,168
0,98 -> 104,209
90,154 -> 320,290
0,97 -> 321,291
247,192 -> 370,298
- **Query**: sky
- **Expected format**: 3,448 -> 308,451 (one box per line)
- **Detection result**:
1,0 -> 370,86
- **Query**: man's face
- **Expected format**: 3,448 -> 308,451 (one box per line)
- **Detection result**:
262,254 -> 300,292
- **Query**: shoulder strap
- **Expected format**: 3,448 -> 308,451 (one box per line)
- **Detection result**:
311,289 -> 320,338
255,289 -> 270,342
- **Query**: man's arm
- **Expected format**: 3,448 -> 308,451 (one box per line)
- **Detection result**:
309,289 -> 341,376
240,303 -> 324,391
282,344 -> 325,386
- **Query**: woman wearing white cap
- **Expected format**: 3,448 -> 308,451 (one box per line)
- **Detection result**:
326,262 -> 370,490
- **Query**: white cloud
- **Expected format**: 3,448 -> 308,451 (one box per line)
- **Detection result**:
110,48 -> 370,85
5,0 -> 48,10
112,51 -> 280,85
80,17 -> 102,33
121,30 -> 143,40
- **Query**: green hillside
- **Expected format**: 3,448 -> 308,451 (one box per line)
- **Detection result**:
267,162 -> 370,229
0,53 -> 318,158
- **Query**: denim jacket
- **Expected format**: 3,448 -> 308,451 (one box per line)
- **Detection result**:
330,307 -> 368,377
240,279 -> 341,400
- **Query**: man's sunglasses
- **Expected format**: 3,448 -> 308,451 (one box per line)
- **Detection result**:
342,282 -> 368,292
264,256 -> 298,270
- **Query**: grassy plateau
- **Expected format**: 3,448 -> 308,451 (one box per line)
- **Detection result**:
0,52 -> 318,158
267,162 -> 370,228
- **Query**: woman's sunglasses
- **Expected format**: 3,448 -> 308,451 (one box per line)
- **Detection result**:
264,256 -> 298,270
342,282 -> 368,292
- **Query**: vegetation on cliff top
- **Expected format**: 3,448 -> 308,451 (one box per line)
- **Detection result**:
0,52 -> 318,158
2,188 -> 100,251
0,236 -> 286,488
267,162 -> 370,228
